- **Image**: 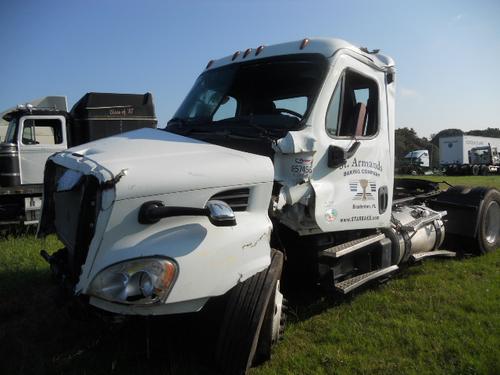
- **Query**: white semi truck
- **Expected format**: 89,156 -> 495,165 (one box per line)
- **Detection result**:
37,38 -> 499,374
468,145 -> 500,175
396,149 -> 430,175
440,135 -> 500,175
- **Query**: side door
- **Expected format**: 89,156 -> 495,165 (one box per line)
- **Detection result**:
18,116 -> 67,184
312,54 -> 392,231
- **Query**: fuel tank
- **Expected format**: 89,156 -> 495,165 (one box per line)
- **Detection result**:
0,143 -> 20,187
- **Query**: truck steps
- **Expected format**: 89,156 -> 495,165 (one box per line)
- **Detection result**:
401,211 -> 445,232
410,250 -> 456,262
334,265 -> 399,294
319,233 -> 386,259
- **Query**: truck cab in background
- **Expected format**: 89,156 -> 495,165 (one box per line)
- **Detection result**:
396,149 -> 430,175
2,105 -> 69,187
468,144 -> 499,175
0,93 -> 157,226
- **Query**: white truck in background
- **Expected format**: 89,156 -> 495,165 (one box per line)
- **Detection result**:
37,38 -> 499,374
440,135 -> 500,175
468,145 -> 500,175
396,149 -> 430,175
0,93 -> 157,228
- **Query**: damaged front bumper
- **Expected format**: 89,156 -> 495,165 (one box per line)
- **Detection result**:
38,152 -> 274,316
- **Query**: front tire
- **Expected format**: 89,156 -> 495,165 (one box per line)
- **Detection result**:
215,250 -> 284,375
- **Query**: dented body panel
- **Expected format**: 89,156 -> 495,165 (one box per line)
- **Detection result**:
44,127 -> 274,314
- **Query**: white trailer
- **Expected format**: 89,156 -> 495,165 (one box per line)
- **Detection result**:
440,135 -> 500,175
440,135 -> 500,165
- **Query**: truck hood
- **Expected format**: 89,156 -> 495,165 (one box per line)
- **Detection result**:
51,128 -> 274,200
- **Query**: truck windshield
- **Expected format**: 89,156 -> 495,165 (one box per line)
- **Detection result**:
4,118 -> 18,143
169,55 -> 328,132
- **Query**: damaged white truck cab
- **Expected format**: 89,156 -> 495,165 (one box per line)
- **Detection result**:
38,38 -> 499,374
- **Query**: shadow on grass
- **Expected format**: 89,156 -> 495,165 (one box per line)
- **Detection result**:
280,258 -> 449,325
0,256 -> 467,375
0,268 -> 225,375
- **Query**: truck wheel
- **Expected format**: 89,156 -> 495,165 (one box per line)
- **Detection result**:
215,250 -> 284,375
476,189 -> 500,254
472,165 -> 480,176
481,165 -> 489,176
253,279 -> 287,366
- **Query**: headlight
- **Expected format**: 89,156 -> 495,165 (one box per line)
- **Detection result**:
88,257 -> 178,305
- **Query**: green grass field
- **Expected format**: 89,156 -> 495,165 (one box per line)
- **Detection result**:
396,175 -> 500,190
0,175 -> 499,374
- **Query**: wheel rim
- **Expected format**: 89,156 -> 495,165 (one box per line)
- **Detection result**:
271,281 -> 284,344
484,200 -> 500,245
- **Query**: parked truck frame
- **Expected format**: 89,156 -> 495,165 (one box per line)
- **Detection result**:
38,38 -> 500,374
0,93 -> 157,227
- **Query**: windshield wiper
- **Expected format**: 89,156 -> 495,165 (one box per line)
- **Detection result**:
214,116 -> 288,140
166,117 -> 213,134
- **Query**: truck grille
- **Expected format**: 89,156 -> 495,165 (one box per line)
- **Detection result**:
43,161 -> 100,282
210,188 -> 250,211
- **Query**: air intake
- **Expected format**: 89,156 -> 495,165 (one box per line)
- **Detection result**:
210,188 -> 250,212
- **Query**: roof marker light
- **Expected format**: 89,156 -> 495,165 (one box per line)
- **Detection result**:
300,38 -> 310,50
360,47 -> 380,54
255,45 -> 265,56
205,60 -> 214,69
232,51 -> 241,61
243,48 -> 252,58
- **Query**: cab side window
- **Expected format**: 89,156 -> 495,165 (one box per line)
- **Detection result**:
326,70 -> 378,138
21,119 -> 63,145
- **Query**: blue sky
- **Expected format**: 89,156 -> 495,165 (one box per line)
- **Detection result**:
1,0 -> 499,138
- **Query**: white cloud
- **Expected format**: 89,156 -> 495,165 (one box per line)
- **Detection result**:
449,13 -> 464,26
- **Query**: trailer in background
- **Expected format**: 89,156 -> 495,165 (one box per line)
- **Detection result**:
439,135 -> 500,175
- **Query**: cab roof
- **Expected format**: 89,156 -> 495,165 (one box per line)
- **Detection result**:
206,37 -> 395,72
2,108 -> 68,122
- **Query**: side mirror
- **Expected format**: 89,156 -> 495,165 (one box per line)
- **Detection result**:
206,200 -> 236,226
328,141 -> 360,168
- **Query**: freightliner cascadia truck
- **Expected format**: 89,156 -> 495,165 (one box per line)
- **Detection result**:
0,93 -> 156,227
37,38 -> 499,374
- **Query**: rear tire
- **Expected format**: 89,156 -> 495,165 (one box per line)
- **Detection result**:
215,250 -> 284,375
475,189 -> 500,254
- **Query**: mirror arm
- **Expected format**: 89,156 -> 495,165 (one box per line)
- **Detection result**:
345,141 -> 361,159
138,200 -> 236,227
328,141 -> 361,168
139,201 -> 208,224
